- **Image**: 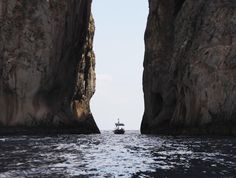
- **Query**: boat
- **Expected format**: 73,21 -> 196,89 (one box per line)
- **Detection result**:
113,118 -> 125,134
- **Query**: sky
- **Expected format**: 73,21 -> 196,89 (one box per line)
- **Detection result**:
91,0 -> 149,130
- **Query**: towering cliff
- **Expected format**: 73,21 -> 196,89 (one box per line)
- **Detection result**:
141,0 -> 236,135
0,0 -> 99,134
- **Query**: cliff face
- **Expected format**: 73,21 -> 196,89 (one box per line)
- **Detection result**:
142,0 -> 236,135
0,0 -> 99,133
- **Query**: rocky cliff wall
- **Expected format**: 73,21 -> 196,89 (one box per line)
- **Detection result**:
141,0 -> 236,135
0,0 -> 99,134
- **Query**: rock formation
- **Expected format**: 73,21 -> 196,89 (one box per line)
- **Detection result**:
0,0 -> 99,134
141,0 -> 236,135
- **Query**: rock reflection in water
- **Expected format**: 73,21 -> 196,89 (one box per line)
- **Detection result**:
0,131 -> 235,177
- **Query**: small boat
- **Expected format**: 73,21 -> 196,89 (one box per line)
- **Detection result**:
113,118 -> 125,134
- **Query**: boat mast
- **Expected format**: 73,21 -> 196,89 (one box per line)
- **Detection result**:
117,118 -> 120,129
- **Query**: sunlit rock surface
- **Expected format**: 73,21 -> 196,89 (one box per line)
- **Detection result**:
0,0 -> 99,134
142,0 -> 236,135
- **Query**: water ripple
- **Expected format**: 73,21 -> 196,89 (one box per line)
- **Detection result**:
0,131 -> 235,177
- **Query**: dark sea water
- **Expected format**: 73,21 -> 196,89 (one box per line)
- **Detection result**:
0,131 -> 235,178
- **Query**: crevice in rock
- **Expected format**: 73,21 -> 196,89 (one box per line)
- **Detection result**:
174,0 -> 185,16
151,92 -> 163,118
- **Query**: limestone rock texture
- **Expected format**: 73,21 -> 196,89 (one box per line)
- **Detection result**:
0,0 -> 99,134
141,0 -> 236,135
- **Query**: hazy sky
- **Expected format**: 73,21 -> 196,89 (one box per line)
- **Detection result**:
91,0 -> 149,130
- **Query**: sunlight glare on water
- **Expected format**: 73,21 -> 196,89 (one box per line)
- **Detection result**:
0,131 -> 235,177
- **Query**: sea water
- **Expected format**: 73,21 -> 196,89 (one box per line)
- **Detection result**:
0,131 -> 235,177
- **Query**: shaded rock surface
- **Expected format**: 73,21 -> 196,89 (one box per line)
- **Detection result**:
0,0 -> 99,134
141,0 -> 236,135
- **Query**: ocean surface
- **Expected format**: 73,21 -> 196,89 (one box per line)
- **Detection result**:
0,131 -> 235,178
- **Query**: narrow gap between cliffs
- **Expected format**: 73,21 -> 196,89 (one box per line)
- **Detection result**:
90,1 -> 149,130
